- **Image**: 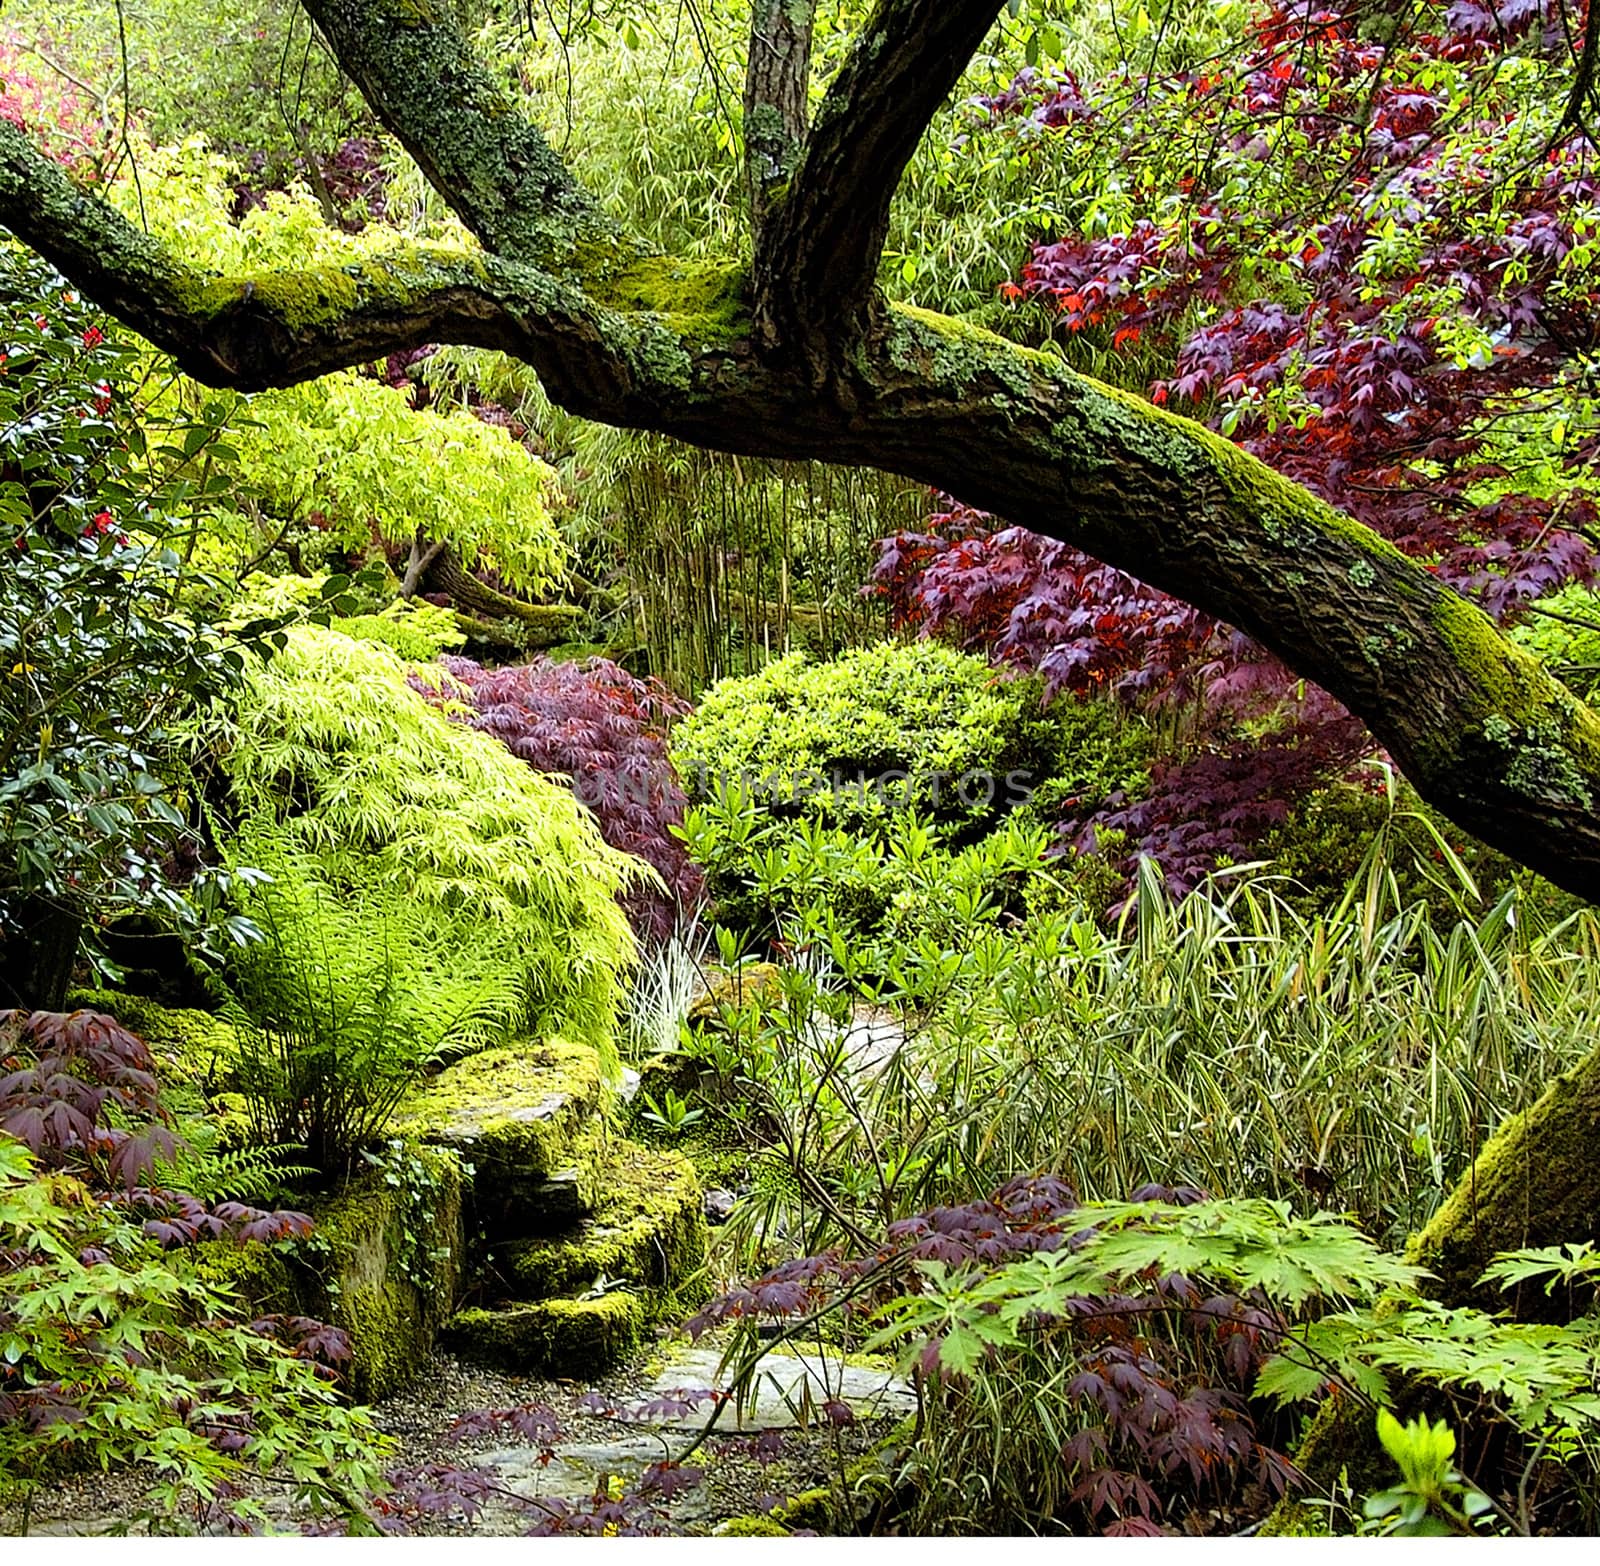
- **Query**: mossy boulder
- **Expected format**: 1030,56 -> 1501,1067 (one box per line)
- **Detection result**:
687,962 -> 787,1024
305,1143 -> 467,1401
714,1515 -> 791,1536
442,1292 -> 645,1375
396,1036 -> 608,1236
183,1144 -> 467,1403
498,1142 -> 706,1317
66,987 -> 239,1092
1409,1042 -> 1600,1319
191,1235 -> 298,1314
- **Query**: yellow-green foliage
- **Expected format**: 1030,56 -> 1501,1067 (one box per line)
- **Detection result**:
238,374 -> 567,596
215,624 -> 642,1051
336,600 -> 466,661
100,139 -> 565,595
672,641 -> 1062,832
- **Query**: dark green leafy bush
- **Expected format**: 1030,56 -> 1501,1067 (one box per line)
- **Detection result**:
0,243 -> 260,1007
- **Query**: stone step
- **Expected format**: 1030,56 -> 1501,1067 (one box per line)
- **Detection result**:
631,1344 -> 916,1432
495,1143 -> 706,1310
442,1292 -> 647,1375
395,1036 -> 609,1238
444,1143 -> 708,1379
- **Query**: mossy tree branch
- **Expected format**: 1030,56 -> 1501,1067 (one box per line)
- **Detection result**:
3,4 -> 1600,901
753,0 -> 1004,357
298,0 -> 616,269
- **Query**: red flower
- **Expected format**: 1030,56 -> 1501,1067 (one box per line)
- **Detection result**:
81,325 -> 104,349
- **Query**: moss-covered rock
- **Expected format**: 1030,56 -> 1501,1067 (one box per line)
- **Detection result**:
687,963 -> 787,1025
306,1144 -> 465,1400
396,1036 -> 608,1236
442,1292 -> 645,1375
190,1236 -> 297,1314
66,987 -> 239,1092
498,1142 -> 706,1316
180,1144 -> 467,1402
1409,1043 -> 1600,1318
714,1515 -> 791,1536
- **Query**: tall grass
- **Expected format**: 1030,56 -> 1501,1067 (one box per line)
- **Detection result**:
701,856 -> 1599,1258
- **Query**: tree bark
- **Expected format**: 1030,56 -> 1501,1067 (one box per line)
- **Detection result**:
743,2 -> 813,236
0,896 -> 83,1012
753,0 -> 1002,357
423,545 -> 584,644
1409,1046 -> 1600,1321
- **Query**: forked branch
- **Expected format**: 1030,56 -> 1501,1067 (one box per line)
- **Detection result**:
752,0 -> 1004,354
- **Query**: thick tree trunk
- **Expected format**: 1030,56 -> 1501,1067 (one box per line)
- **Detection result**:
0,897 -> 83,1012
1409,1046 -> 1600,1321
423,544 -> 584,645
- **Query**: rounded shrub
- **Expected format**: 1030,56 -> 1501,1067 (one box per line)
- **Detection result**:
671,640 -> 1143,836
669,639 -> 1151,946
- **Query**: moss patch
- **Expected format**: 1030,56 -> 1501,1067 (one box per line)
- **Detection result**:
442,1292 -> 645,1375
303,1144 -> 466,1401
189,1237 -> 296,1314
687,962 -> 788,1025
396,1036 -> 606,1181
1409,1043 -> 1600,1318
587,255 -> 747,337
66,988 -> 239,1093
714,1515 -> 791,1536
498,1141 -> 707,1315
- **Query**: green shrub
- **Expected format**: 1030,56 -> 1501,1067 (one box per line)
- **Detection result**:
674,642 -> 1068,835
670,640 -> 1149,945
210,625 -> 643,1063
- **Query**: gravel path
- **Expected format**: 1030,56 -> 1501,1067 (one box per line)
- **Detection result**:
0,1340 -> 894,1537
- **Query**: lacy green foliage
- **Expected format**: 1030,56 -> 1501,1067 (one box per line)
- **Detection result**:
91,138 -> 564,594
215,624 -> 641,1053
239,372 -> 567,596
336,600 -> 465,660
222,843 -> 527,1176
0,1136 -> 385,1529
874,1200 -> 1419,1368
